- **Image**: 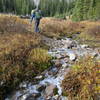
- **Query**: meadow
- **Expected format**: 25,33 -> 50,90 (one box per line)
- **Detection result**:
0,14 -> 100,99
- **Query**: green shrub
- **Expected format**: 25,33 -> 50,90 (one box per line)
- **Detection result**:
54,13 -> 66,19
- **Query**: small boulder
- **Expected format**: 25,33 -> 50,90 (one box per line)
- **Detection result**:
56,54 -> 62,59
92,52 -> 98,58
44,84 -> 57,98
62,63 -> 68,68
35,75 -> 43,80
68,53 -> 76,61
19,82 -> 27,88
63,58 -> 69,63
37,85 -> 46,92
55,60 -> 62,67
25,93 -> 41,100
53,95 -> 59,100
81,44 -> 89,48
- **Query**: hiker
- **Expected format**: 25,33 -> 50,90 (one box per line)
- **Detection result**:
30,8 -> 42,33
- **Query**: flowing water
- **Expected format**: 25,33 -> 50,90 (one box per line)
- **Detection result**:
5,37 -> 100,100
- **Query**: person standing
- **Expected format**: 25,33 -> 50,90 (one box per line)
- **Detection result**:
30,8 -> 42,33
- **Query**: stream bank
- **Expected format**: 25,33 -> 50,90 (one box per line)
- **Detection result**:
6,37 -> 100,100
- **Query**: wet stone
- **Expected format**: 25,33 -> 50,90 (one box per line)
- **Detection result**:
58,96 -> 68,100
35,75 -> 43,80
56,54 -> 62,59
5,37 -> 100,100
25,93 -> 41,100
51,67 -> 58,73
25,96 -> 35,100
60,52 -> 68,58
37,96 -> 45,100
55,60 -> 62,67
62,63 -> 68,68
47,97 -> 56,100
62,58 -> 69,63
53,95 -> 59,100
81,44 -> 89,48
92,52 -> 98,58
96,54 -> 100,60
19,82 -> 27,89
37,85 -> 46,92
44,84 -> 57,98
68,53 -> 76,61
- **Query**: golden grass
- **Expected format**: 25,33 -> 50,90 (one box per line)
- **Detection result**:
40,18 -> 100,48
0,14 -> 100,99
78,24 -> 100,48
40,18 -> 84,38
0,33 -> 40,56
80,21 -> 100,29
62,57 -> 100,100
0,15 -> 30,34
0,15 -> 51,99
28,48 -> 51,64
27,48 -> 52,72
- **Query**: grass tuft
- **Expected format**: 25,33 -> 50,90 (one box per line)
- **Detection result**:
27,48 -> 52,73
0,15 -> 51,99
62,57 -> 100,100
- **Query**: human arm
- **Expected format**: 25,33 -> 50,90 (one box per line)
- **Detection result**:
30,14 -> 35,23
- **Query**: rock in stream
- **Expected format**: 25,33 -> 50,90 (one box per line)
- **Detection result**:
5,37 -> 100,100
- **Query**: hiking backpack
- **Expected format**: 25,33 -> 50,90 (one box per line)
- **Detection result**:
35,10 -> 42,20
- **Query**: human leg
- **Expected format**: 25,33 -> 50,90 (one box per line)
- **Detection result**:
34,19 -> 40,33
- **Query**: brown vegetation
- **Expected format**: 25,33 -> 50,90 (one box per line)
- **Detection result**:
0,15 -> 52,99
80,25 -> 100,39
40,18 -> 100,48
79,24 -> 100,48
0,15 -> 29,34
40,18 -> 84,38
0,14 -> 100,99
62,57 -> 100,100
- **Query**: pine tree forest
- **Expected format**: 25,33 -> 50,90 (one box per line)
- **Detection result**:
0,0 -> 100,21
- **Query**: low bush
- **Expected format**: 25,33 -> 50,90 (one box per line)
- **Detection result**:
0,33 -> 41,99
80,25 -> 100,40
40,18 -> 83,38
62,57 -> 100,100
78,25 -> 100,48
86,25 -> 100,38
0,46 -> 52,99
27,48 -> 52,73
0,15 -> 29,34
0,15 -> 52,99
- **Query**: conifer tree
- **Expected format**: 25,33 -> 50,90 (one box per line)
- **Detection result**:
0,0 -> 99,21
72,0 -> 84,21
72,0 -> 100,21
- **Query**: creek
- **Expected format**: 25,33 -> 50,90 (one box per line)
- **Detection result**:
5,37 -> 100,100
